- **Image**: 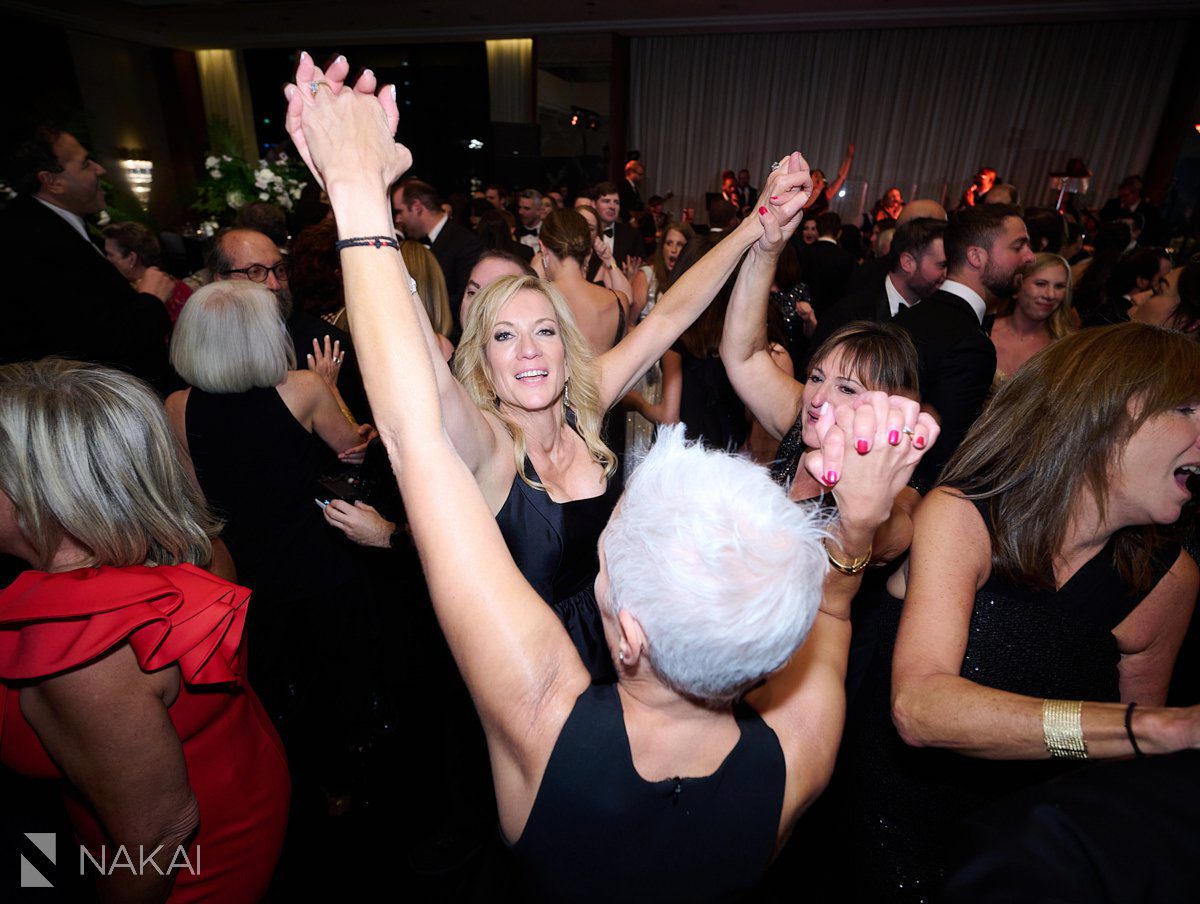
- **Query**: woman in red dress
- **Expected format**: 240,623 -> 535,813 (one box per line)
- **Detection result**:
0,359 -> 289,903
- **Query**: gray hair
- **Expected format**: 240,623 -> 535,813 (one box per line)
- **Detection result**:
171,281 -> 296,393
519,188 -> 543,204
0,360 -> 220,569
602,425 -> 829,704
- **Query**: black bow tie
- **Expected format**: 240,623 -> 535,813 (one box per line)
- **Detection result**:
516,226 -> 539,238
602,227 -> 614,238
418,234 -> 432,247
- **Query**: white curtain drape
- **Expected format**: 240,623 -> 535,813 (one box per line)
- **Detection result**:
630,22 -> 1185,219
195,49 -> 259,162
487,38 -> 534,123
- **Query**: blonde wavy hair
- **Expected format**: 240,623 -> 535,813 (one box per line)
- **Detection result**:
997,252 -> 1075,340
401,240 -> 453,338
453,275 -> 616,488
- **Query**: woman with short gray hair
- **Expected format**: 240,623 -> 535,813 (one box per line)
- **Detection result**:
166,279 -> 380,787
284,55 -> 940,899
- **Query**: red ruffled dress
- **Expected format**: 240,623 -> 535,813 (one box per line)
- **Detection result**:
0,564 -> 290,903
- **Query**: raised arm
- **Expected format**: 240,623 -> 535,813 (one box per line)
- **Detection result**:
748,392 -> 939,837
597,154 -> 814,407
826,142 -> 854,200
891,487 -> 1200,760
285,56 -> 589,831
719,181 -> 809,440
623,348 -> 682,426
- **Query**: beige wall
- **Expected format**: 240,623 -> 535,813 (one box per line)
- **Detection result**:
67,30 -> 180,226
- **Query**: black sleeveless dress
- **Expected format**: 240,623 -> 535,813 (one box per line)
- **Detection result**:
495,457 -> 623,683
184,386 -> 380,732
838,495 -> 1182,902
672,340 -> 749,451
510,684 -> 785,902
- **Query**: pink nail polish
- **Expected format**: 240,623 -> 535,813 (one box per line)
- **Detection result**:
888,429 -> 900,445
759,206 -> 767,216
856,439 -> 869,454
914,435 -> 926,449
770,195 -> 780,201
824,470 -> 839,485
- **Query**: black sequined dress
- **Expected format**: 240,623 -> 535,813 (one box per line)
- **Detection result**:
838,496 -> 1181,902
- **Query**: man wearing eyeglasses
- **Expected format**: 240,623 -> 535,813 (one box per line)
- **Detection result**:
209,228 -> 369,420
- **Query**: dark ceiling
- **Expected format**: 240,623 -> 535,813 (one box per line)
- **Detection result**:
1,0 -> 1193,49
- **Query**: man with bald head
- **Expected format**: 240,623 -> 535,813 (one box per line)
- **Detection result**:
897,199 -> 947,225
209,227 -> 369,419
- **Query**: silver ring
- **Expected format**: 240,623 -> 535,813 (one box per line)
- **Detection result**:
901,426 -> 916,436
770,161 -> 782,171
334,356 -> 342,364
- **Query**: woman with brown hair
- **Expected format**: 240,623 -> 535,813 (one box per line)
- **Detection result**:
539,206 -> 629,354
843,322 -> 1200,901
721,207 -> 924,567
629,222 -> 692,322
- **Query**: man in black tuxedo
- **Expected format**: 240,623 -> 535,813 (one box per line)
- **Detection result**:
895,204 -> 1034,488
796,211 -> 856,316
392,179 -> 483,330
1099,174 -> 1167,246
811,217 -> 947,349
617,159 -> 645,219
586,181 -> 641,281
514,188 -> 544,254
208,228 -> 371,422
735,169 -> 757,215
846,198 -> 947,295
0,126 -> 174,392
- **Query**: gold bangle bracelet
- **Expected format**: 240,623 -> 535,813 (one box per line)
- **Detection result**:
1042,698 -> 1088,759
823,538 -> 872,575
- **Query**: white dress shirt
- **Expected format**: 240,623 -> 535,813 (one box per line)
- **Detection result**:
426,213 -> 449,245
884,274 -> 910,318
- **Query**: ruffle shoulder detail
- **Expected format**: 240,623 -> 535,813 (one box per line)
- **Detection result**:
0,564 -> 249,686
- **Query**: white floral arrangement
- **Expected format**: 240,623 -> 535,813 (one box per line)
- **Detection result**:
195,150 -> 307,224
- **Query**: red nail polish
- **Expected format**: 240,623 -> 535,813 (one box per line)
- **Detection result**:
856,439 -> 869,454
888,429 -> 900,445
770,195 -> 780,201
825,470 -> 839,485
914,435 -> 926,449
759,206 -> 767,216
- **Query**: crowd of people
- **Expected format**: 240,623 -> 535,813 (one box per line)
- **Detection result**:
1,48 -> 1199,903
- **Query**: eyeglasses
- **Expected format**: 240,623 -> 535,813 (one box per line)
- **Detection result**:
223,262 -> 290,283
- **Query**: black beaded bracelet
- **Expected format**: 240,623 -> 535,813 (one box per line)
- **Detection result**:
1125,701 -> 1145,757
334,235 -> 399,251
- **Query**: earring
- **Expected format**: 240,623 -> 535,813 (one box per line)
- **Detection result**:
563,377 -> 571,411
618,648 -> 626,664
